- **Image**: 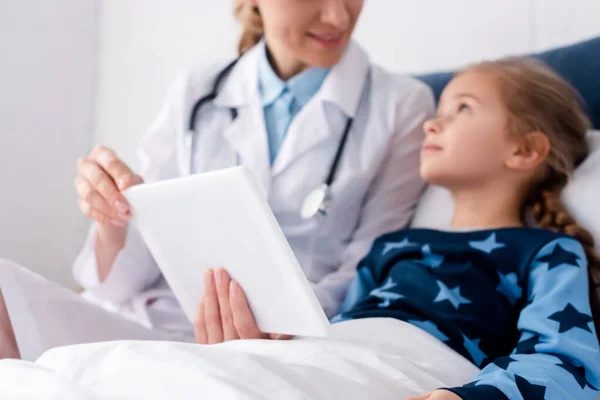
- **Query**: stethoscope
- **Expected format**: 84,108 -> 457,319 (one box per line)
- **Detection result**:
187,58 -> 354,220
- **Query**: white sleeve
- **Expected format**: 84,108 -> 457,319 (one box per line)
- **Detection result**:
72,224 -> 159,304
313,82 -> 435,317
72,71 -> 192,304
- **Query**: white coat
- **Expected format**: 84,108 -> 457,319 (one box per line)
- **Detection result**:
73,40 -> 435,336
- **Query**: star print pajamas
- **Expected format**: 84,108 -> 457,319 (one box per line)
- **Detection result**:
333,228 -> 600,400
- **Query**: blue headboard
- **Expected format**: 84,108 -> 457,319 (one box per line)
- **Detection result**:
416,36 -> 600,130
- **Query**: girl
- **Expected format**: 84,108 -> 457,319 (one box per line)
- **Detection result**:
197,58 -> 600,399
0,0 -> 433,360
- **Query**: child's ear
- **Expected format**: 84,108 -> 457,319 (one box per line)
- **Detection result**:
505,132 -> 550,171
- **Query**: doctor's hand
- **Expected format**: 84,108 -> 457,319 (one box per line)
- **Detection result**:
74,145 -> 143,229
406,390 -> 462,400
194,269 -> 293,344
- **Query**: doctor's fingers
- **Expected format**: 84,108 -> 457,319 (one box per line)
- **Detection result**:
90,146 -> 142,191
214,269 -> 240,341
203,269 -> 224,344
77,157 -> 130,214
194,297 -> 208,344
230,281 -> 265,340
78,199 -> 120,227
74,177 -> 128,226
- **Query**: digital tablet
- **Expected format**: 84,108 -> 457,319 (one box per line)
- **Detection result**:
123,166 -> 330,337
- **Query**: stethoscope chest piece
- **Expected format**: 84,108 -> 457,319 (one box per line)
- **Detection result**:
301,183 -> 330,220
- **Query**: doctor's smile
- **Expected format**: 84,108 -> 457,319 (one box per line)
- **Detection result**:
307,31 -> 346,49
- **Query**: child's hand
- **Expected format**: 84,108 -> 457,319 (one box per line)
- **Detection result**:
194,268 -> 293,344
406,390 -> 462,400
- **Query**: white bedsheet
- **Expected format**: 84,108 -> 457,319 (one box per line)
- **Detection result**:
0,318 -> 480,400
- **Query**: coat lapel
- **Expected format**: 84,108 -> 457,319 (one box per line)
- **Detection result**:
213,45 -> 271,197
222,101 -> 271,197
271,41 -> 370,177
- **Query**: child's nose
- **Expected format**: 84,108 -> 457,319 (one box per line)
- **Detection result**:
423,118 -> 442,135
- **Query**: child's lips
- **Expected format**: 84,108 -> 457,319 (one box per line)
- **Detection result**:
421,143 -> 443,153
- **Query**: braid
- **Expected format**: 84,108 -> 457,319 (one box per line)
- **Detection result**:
531,188 -> 600,336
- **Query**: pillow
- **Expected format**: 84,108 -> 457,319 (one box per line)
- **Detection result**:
410,131 -> 600,251
415,36 -> 600,130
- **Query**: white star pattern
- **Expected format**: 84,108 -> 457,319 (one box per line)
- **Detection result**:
370,277 -> 404,308
418,245 -> 445,268
496,271 -> 523,306
382,238 -> 416,255
468,233 -> 506,254
462,333 -> 487,366
434,280 -> 472,309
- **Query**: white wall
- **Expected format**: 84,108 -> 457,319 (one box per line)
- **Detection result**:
534,2 -> 600,49
0,0 -> 97,287
2,0 -> 599,288
93,1 -> 240,170
94,0 -> 600,173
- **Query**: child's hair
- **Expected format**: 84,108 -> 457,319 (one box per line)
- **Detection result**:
461,57 -> 600,335
234,0 -> 264,55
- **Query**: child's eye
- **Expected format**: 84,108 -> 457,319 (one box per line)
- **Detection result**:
458,103 -> 471,113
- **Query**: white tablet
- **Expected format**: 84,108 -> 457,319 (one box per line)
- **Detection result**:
123,166 -> 330,337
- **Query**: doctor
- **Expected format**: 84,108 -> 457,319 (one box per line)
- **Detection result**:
73,0 -> 434,335
0,0 -> 433,360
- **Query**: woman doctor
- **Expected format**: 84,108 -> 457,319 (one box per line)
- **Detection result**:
0,0 -> 433,360
75,0 -> 435,337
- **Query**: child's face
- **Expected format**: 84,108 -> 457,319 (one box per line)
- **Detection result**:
420,70 -> 516,189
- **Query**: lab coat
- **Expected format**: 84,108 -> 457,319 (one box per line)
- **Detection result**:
73,40 -> 435,337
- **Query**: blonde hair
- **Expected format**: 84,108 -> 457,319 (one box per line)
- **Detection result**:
234,0 -> 264,55
462,58 -> 600,334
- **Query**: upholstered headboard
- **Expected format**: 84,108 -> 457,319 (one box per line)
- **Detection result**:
415,36 -> 600,129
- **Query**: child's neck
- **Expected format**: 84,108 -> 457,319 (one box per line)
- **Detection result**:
450,185 -> 525,230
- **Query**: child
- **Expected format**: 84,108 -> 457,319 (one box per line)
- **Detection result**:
193,57 -> 600,399
331,58 -> 600,399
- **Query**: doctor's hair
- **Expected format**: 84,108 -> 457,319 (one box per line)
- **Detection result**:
461,57 -> 600,333
234,0 -> 264,55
